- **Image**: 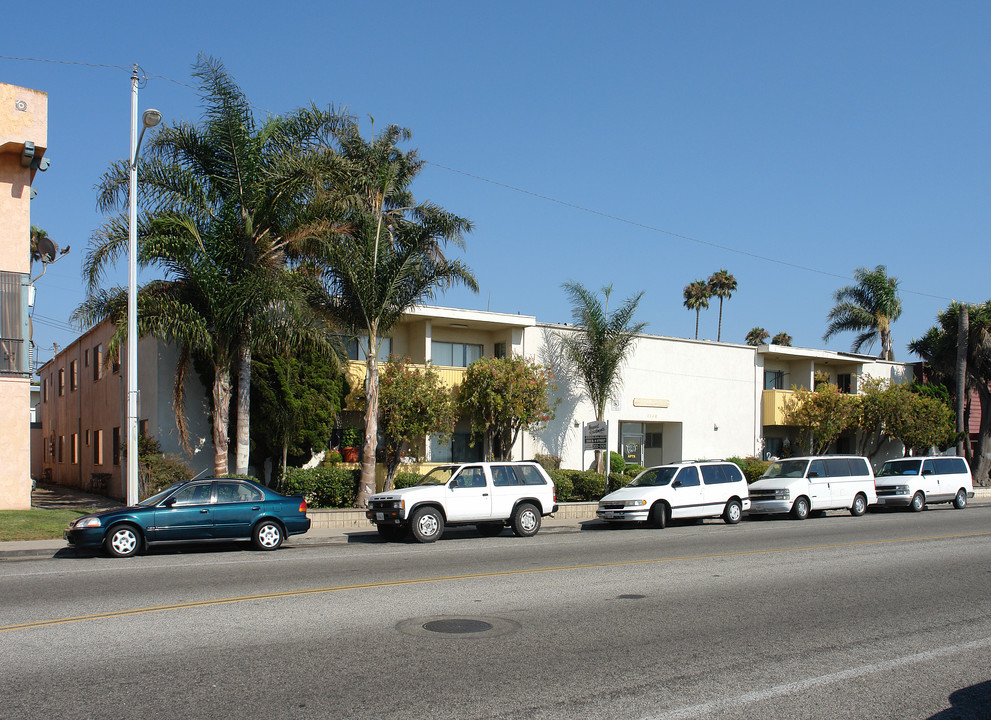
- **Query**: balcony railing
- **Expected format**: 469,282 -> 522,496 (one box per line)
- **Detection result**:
345,361 -> 467,409
761,388 -> 797,426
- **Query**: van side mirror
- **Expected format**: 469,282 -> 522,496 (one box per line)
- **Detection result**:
808,471 -> 820,479
672,480 -> 682,489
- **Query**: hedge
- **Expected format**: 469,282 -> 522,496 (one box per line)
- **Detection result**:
728,456 -> 771,483
283,466 -> 359,508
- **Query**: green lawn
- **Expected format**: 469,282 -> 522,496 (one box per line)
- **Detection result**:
0,509 -> 88,542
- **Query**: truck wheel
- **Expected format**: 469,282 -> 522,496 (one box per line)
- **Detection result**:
953,489 -> 968,509
511,503 -> 541,537
410,507 -> 444,543
722,499 -> 743,524
791,497 -> 810,520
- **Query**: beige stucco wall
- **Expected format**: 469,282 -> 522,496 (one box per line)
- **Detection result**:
0,83 -> 47,509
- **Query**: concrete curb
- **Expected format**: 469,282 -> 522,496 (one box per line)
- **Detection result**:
4,493 -> 990,562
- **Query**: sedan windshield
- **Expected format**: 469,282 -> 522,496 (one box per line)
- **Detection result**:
761,459 -> 809,480
138,483 -> 184,507
877,460 -> 922,477
417,466 -> 458,486
628,467 -> 678,487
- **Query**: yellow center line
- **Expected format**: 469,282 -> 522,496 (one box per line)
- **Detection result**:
3,530 -> 988,633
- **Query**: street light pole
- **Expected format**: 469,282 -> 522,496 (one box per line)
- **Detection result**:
126,65 -> 161,506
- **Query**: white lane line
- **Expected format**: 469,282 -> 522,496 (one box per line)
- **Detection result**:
645,635 -> 991,720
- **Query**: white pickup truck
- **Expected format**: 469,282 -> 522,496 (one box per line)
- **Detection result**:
365,462 -> 558,542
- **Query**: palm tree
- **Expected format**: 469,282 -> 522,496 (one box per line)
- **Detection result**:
682,280 -> 710,340
909,301 -> 991,486
823,265 -> 902,360
559,282 -> 646,473
745,327 -> 769,346
771,332 -> 792,347
75,56 -> 344,476
308,121 -> 476,507
707,269 -> 737,342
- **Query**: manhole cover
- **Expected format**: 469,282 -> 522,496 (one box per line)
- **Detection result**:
423,619 -> 494,634
396,616 -> 520,639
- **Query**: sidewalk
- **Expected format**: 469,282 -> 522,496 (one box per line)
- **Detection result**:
3,485 -> 989,562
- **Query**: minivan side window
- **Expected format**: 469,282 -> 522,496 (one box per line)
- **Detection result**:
700,465 -> 728,484
850,458 -> 869,476
723,464 -> 745,483
808,460 -> 826,478
934,458 -> 967,475
676,466 -> 701,487
823,458 -> 853,477
922,459 -> 936,476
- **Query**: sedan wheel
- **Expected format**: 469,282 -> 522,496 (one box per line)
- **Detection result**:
722,499 -> 743,525
511,503 -> 541,537
791,497 -> 810,520
411,507 -> 444,543
253,520 -> 284,550
105,525 -> 141,558
953,489 -> 968,510
909,491 -> 926,513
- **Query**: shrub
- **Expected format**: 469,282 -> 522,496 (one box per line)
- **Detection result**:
728,456 -> 770,483
324,450 -> 343,465
608,472 -> 631,491
393,472 -> 423,489
533,453 -> 561,472
549,470 -> 573,502
624,464 -> 646,478
283,466 -> 359,508
569,470 -> 608,501
608,451 -> 625,473
138,453 -> 193,500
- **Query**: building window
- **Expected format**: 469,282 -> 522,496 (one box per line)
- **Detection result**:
764,370 -> 785,390
0,271 -> 29,376
42,377 -> 48,403
70,359 -> 78,391
139,419 -> 149,438
58,436 -> 64,463
85,429 -> 90,446
430,432 -> 483,463
58,368 -> 65,396
112,426 -> 121,466
433,341 -> 483,367
93,345 -> 103,381
84,348 -> 89,367
70,434 -> 79,465
494,342 -> 507,359
112,354 -> 121,374
837,373 -> 852,394
94,429 -> 103,465
344,336 -> 391,362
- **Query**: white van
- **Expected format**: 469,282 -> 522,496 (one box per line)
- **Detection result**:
749,455 -> 876,520
874,456 -> 973,511
596,460 -> 751,528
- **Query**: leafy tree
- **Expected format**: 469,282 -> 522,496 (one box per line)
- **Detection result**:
458,356 -> 556,461
783,373 -> 857,454
885,384 -> 957,456
771,332 -> 792,346
250,348 -> 348,484
853,376 -> 898,458
745,327 -> 769,346
823,265 -> 902,360
309,122 -> 476,506
559,282 -> 646,473
682,279 -> 710,340
909,301 -> 991,485
378,359 -> 456,490
707,269 -> 737,342
75,56 -> 343,476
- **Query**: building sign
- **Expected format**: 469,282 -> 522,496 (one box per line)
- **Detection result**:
623,440 -> 642,464
584,420 -> 608,451
633,398 -> 670,408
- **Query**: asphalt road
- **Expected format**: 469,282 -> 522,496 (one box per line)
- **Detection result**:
2,506 -> 990,720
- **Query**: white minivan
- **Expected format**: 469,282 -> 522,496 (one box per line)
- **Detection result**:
596,460 -> 751,528
748,455 -> 876,520
874,456 -> 973,511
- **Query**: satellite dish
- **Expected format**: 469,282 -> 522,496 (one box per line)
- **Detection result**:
36,236 -> 57,263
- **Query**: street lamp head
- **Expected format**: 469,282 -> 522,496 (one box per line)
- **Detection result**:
142,109 -> 162,129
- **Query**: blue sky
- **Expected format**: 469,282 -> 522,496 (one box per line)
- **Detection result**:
5,1 -> 989,368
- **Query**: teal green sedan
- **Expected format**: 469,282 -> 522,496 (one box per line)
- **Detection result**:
65,478 -> 310,558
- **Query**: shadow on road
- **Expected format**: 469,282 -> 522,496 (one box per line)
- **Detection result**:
929,680 -> 991,719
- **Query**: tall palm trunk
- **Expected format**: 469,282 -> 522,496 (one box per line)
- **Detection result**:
235,342 -> 252,476
357,324 -> 380,507
717,300 -> 724,342
212,363 -> 232,476
695,310 -> 701,340
955,305 -> 968,457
